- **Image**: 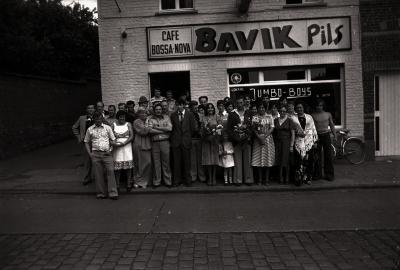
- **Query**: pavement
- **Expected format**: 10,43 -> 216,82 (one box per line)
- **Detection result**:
0,231 -> 399,270
1,140 -> 400,270
0,139 -> 400,195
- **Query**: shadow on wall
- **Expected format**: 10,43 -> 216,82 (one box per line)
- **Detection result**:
0,73 -> 101,160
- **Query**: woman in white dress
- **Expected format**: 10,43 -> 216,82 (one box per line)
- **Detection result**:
112,110 -> 134,191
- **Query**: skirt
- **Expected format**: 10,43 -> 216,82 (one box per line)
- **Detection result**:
251,135 -> 275,167
113,138 -> 134,170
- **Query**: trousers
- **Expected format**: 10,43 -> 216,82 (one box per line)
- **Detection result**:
82,143 -> 93,182
152,140 -> 172,186
190,138 -> 206,182
315,132 -> 334,178
91,151 -> 118,197
233,142 -> 253,184
172,145 -> 191,185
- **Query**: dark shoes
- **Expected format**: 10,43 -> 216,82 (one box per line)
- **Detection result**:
96,194 -> 107,199
96,194 -> 118,200
82,179 -> 92,186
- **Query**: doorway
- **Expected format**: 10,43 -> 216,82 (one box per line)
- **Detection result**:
375,72 -> 400,156
149,71 -> 191,100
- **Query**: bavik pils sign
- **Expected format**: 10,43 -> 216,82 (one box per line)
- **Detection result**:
147,17 -> 351,59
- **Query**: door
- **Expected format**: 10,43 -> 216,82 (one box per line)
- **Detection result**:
149,72 -> 191,100
375,72 -> 400,156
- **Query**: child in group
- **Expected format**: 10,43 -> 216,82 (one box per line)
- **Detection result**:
219,133 -> 235,185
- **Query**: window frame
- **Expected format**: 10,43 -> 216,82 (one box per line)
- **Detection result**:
159,0 -> 195,11
227,65 -> 344,128
284,0 -> 326,8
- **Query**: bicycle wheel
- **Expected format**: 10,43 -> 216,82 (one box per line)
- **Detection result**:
343,138 -> 366,164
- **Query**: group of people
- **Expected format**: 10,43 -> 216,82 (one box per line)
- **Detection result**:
73,88 -> 336,199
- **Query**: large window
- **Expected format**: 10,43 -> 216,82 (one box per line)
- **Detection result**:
160,0 -> 193,10
228,64 -> 343,126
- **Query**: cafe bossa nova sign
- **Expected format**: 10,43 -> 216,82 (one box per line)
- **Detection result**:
147,17 -> 351,59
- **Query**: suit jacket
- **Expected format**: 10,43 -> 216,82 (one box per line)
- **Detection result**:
72,115 -> 90,142
170,109 -> 198,148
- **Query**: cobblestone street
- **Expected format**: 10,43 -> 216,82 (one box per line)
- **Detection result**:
0,230 -> 399,270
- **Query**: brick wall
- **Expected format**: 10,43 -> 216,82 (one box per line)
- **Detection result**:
0,74 -> 101,159
360,0 -> 400,159
98,0 -> 363,136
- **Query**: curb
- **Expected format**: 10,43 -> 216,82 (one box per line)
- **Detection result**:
1,183 -> 400,195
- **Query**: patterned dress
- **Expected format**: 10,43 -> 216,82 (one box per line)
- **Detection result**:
251,114 -> 275,167
112,122 -> 134,170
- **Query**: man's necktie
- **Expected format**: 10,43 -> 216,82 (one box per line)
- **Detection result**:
179,112 -> 183,123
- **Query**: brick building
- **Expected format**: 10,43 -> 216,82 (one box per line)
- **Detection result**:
98,0 -> 363,137
360,0 -> 400,159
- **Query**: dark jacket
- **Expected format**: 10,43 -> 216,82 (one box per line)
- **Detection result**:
170,109 -> 198,148
226,110 -> 252,144
72,115 -> 93,142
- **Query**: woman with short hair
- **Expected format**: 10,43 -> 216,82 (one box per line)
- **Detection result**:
201,103 -> 220,185
112,110 -> 134,191
274,105 -> 295,184
251,101 -> 275,185
293,103 -> 318,185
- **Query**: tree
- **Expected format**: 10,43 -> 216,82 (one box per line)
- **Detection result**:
0,0 -> 100,80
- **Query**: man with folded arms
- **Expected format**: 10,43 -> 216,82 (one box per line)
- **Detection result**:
148,103 -> 173,188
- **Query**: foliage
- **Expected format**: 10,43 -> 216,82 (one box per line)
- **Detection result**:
0,0 -> 99,80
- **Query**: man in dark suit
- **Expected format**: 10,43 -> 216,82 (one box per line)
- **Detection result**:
72,104 -> 96,185
170,98 -> 198,186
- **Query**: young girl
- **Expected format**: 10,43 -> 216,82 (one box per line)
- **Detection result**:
219,133 -> 235,185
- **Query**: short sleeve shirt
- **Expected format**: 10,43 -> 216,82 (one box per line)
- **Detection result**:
84,124 -> 116,152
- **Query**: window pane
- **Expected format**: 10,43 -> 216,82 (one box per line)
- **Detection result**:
179,0 -> 193,8
228,70 -> 259,84
161,0 -> 175,9
263,69 -> 305,81
311,66 -> 341,80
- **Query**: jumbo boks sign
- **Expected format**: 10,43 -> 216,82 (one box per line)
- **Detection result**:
147,17 -> 351,59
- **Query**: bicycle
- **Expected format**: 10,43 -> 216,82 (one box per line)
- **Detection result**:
330,129 -> 366,165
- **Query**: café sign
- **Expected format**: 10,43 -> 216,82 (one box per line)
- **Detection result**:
147,17 -> 351,59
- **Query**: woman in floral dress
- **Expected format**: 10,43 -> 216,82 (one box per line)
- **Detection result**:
251,101 -> 275,185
